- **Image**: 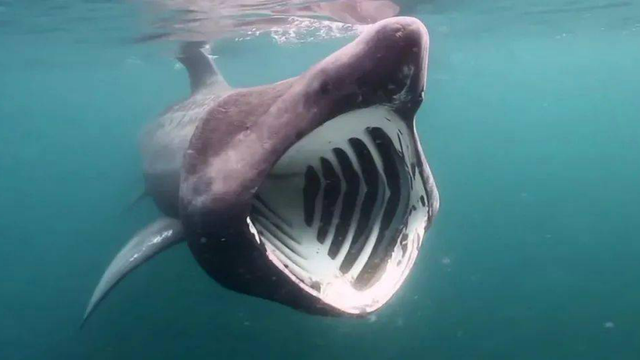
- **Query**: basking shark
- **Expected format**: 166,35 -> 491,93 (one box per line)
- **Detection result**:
83,16 -> 439,325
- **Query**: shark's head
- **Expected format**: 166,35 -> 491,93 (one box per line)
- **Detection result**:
180,17 -> 439,316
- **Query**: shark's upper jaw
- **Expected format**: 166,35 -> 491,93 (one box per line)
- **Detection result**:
249,104 -> 436,314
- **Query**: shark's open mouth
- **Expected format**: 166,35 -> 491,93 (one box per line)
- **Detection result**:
249,106 -> 433,314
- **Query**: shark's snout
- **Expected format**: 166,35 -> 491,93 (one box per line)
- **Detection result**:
304,17 -> 429,118
367,17 -> 430,109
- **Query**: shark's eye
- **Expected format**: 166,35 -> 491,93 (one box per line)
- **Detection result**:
320,81 -> 331,95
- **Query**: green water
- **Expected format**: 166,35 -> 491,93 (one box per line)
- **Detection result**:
1,1 -> 639,359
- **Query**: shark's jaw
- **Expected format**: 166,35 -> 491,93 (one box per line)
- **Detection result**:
249,106 -> 436,314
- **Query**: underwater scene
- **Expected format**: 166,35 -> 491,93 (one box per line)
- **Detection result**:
1,0 -> 639,359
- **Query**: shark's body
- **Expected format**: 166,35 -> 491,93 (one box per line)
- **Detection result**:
141,42 -> 233,217
84,16 -> 439,324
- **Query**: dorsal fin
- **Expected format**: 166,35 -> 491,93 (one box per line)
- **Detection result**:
177,41 -> 228,94
81,218 -> 184,327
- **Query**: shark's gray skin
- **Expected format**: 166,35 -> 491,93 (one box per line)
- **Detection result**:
83,16 -> 439,325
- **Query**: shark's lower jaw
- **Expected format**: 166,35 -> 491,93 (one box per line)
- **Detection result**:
249,106 -> 434,314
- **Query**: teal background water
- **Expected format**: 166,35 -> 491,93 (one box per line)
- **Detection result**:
1,1 -> 640,359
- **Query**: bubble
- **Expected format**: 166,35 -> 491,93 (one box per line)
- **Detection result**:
603,321 -> 615,329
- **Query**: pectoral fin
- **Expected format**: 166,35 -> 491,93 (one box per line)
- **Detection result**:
82,217 -> 184,326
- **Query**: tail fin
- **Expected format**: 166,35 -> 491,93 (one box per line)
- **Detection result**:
81,218 -> 185,327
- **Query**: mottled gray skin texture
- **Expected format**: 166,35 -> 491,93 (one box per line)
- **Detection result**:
170,17 -> 434,315
140,42 -> 232,217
